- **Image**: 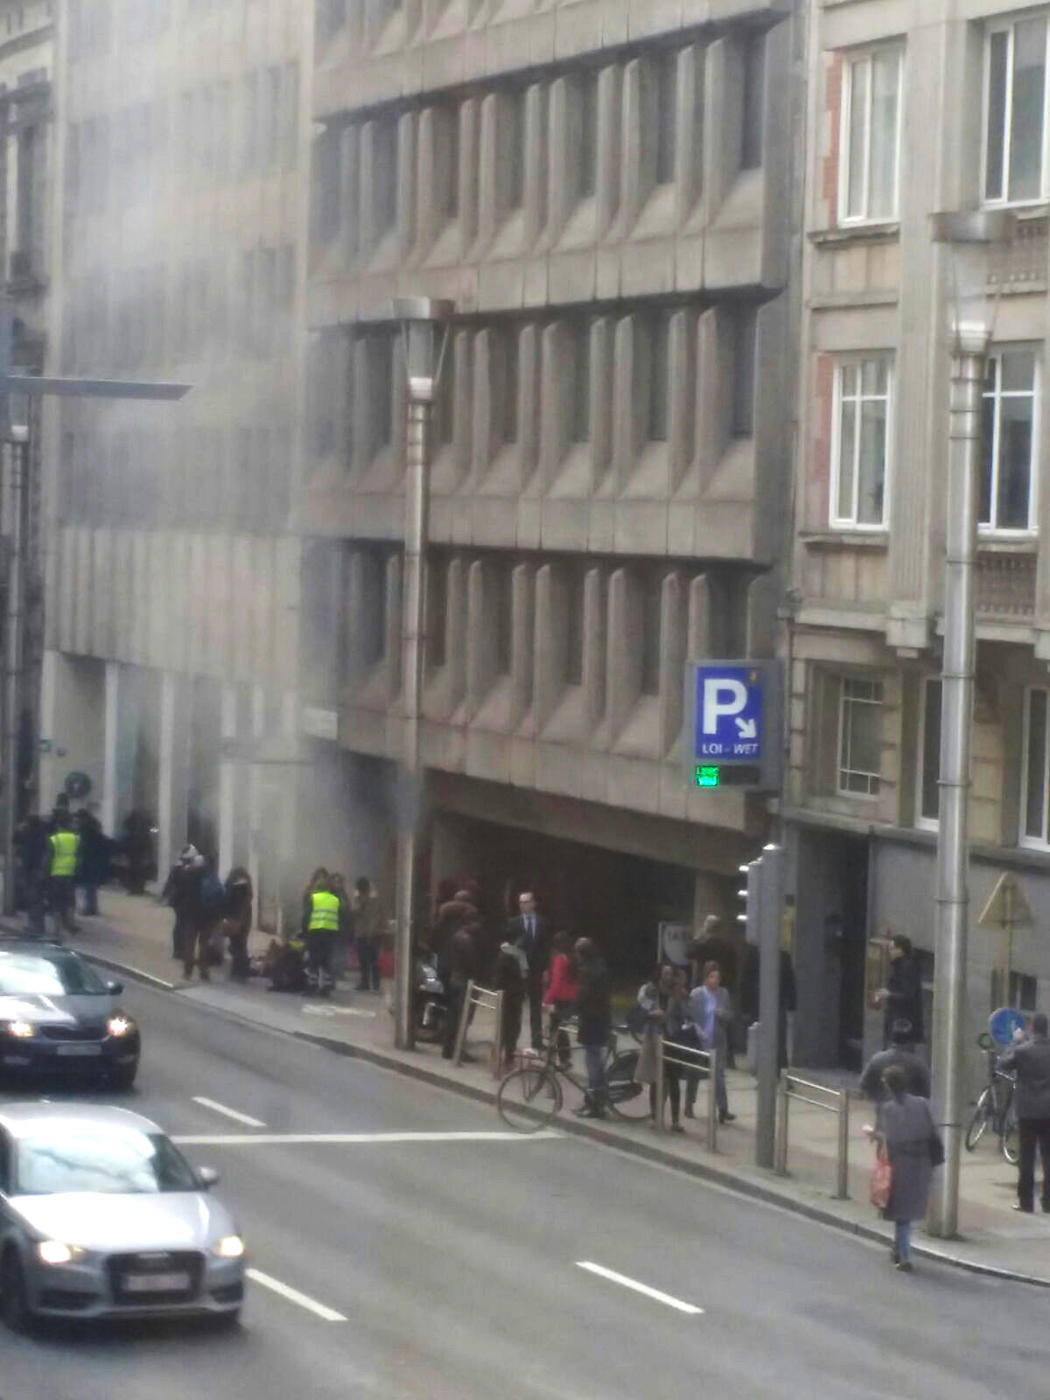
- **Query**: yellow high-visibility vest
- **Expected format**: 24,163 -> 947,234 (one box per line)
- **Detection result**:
308,890 -> 340,932
50,830 -> 80,877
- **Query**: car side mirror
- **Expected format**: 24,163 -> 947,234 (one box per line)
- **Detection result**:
106,980 -> 124,995
197,1166 -> 220,1190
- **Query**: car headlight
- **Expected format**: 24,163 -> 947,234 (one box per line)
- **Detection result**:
5,1020 -> 36,1039
37,1240 -> 86,1266
212,1235 -> 245,1260
106,1015 -> 135,1038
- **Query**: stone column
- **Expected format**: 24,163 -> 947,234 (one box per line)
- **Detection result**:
218,682 -> 239,879
101,661 -> 121,838
156,671 -> 190,885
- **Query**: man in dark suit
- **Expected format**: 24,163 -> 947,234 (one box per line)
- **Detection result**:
508,890 -> 549,1051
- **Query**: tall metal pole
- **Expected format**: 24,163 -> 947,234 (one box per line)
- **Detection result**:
1,437 -> 25,913
755,844 -> 785,1169
928,336 -> 986,1238
393,388 -> 431,1051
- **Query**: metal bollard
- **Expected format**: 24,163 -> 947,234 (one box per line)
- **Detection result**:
452,979 -> 474,1066
490,990 -> 504,1080
835,1086 -> 850,1200
706,1047 -> 719,1152
655,1035 -> 666,1131
774,1075 -> 789,1176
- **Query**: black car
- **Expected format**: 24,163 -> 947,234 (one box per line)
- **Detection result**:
0,943 -> 140,1090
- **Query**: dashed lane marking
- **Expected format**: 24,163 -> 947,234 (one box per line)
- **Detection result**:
173,1129 -> 562,1146
576,1261 -> 704,1315
246,1268 -> 347,1322
192,1096 -> 268,1129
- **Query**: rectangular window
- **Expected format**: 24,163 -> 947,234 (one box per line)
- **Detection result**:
980,349 -> 1037,532
504,90 -> 526,211
578,73 -> 599,199
493,563 -> 513,676
361,549 -> 388,668
733,308 -> 757,437
1023,686 -> 1050,845
831,357 -> 890,528
647,315 -> 671,443
918,677 -> 941,827
427,553 -> 447,669
985,18 -> 1048,204
838,676 -> 883,796
441,106 -> 460,220
741,32 -> 765,170
565,567 -> 585,686
640,571 -> 664,697
571,320 -> 591,444
370,334 -> 395,452
655,50 -> 678,186
841,47 -> 901,222
373,116 -> 398,235
501,328 -> 519,445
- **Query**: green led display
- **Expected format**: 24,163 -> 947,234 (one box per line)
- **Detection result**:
695,765 -> 721,788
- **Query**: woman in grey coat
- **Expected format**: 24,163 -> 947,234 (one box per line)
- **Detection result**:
871,1063 -> 940,1271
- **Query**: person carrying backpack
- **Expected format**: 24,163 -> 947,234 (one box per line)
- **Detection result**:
182,857 -> 224,982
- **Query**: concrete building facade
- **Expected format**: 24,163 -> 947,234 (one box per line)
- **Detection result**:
38,0 -> 315,919
787,0 -> 1050,1072
306,0 -> 804,974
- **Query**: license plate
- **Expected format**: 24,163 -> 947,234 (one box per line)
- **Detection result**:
123,1271 -> 191,1293
56,1043 -> 102,1057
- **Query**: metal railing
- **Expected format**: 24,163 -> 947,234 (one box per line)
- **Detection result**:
656,1036 -> 719,1152
774,1072 -> 850,1199
452,980 -> 504,1078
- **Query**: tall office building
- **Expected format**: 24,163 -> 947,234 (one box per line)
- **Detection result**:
305,0 -> 804,968
40,0 -> 310,915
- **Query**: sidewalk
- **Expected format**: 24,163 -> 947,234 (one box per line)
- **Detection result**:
14,889 -> 1050,1286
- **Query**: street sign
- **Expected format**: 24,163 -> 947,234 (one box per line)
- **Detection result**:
686,660 -> 782,790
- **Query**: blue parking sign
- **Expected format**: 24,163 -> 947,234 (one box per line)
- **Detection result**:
693,664 -> 765,763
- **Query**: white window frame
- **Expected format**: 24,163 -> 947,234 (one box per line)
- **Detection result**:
829,355 -> 892,530
837,675 -> 883,798
980,347 -> 1039,536
838,46 -> 903,225
1021,685 -> 1050,849
982,16 -> 1050,208
916,676 -> 941,832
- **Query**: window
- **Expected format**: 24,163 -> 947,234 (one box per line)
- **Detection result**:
493,563 -> 513,676
501,328 -> 519,445
372,116 -> 398,236
918,677 -> 941,827
985,17 -> 1048,205
647,315 -> 671,443
368,334 -> 394,452
503,91 -> 526,212
840,47 -> 901,222
654,50 -> 678,186
838,676 -> 882,796
361,549 -> 388,667
980,349 -> 1036,532
571,320 -> 591,444
565,568 -> 585,685
741,32 -> 765,170
440,106 -> 460,220
639,571 -> 664,696
733,308 -> 757,437
1023,686 -> 1050,846
831,358 -> 890,528
427,554 -> 447,669
578,73 -> 599,199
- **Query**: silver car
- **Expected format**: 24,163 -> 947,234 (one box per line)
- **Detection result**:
0,1102 -> 245,1329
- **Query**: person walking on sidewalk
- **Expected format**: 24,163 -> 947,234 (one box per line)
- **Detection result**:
573,938 -> 611,1120
877,934 -> 925,1048
635,965 -> 689,1131
46,812 -> 81,939
509,891 -> 549,1051
867,1063 -> 942,1272
223,866 -> 254,982
190,859 -> 227,983
304,876 -> 341,996
860,1020 -> 930,1104
1000,1013 -> 1050,1214
687,962 -> 735,1124
75,806 -> 109,918
542,931 -> 578,1071
162,846 -> 205,964
494,939 -> 527,1072
353,877 -> 384,992
441,921 -> 478,1060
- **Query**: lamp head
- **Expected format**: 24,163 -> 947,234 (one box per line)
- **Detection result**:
930,210 -> 1017,356
393,297 -> 455,401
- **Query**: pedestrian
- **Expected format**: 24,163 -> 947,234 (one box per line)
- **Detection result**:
46,811 -> 81,939
573,937 -> 611,1119
1000,1012 -> 1050,1214
877,933 -> 924,1048
866,1063 -> 942,1271
688,914 -> 739,999
635,965 -> 688,1131
161,845 -> 205,966
120,809 -> 154,894
542,931 -> 578,1071
687,961 -> 735,1124
194,857 -> 227,982
431,887 -> 479,965
15,813 -> 49,936
740,943 -> 797,1070
223,866 -> 254,982
75,806 -> 110,918
352,877 -> 384,992
860,1020 -> 930,1104
508,890 -> 549,1051
441,921 -> 478,1060
304,873 -> 341,996
328,872 -> 354,985
493,939 -> 527,1072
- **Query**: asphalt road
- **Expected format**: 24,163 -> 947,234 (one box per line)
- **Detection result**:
2,980 -> 1049,1400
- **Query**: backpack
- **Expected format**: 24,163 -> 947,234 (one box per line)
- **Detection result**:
201,873 -> 225,913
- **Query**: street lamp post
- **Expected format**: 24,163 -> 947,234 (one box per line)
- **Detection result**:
392,297 -> 453,1052
927,211 -> 1015,1238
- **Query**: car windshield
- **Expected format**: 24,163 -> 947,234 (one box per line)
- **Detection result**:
0,952 -> 107,997
13,1128 -> 199,1195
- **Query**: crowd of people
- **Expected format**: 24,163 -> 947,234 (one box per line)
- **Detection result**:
13,796 -> 111,939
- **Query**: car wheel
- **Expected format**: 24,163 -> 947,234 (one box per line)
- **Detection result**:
1,1248 -> 34,1334
209,1308 -> 242,1331
109,1063 -> 139,1092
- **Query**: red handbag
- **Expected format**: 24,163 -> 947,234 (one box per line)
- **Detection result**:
870,1145 -> 893,1211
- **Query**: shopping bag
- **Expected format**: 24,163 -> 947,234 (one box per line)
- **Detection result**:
870,1146 -> 893,1211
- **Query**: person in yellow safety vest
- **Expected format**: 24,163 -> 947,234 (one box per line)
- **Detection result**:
304,879 -> 341,996
47,814 -> 81,939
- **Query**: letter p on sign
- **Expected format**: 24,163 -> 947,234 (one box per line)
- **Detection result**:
702,679 -> 748,734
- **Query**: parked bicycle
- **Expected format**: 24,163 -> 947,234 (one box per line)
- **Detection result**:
965,1032 -> 1019,1165
497,1021 -> 648,1133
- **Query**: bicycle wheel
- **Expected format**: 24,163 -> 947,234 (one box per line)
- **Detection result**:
1002,1104 -> 1020,1165
965,1087 -> 993,1151
606,1050 -> 650,1122
497,1065 -> 562,1133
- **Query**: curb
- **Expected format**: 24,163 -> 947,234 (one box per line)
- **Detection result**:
75,944 -> 1050,1291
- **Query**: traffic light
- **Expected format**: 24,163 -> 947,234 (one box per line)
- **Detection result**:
737,858 -> 763,945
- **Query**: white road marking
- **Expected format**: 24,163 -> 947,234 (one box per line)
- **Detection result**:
576,1261 -> 704,1315
246,1268 -> 346,1322
191,1096 -> 267,1129
301,1004 -> 377,1019
81,957 -> 175,991
173,1129 -> 562,1146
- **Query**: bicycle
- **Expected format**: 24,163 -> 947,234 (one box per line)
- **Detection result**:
496,1021 -> 649,1133
965,1032 -> 1019,1165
